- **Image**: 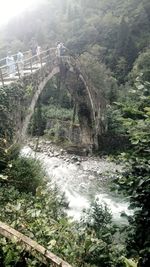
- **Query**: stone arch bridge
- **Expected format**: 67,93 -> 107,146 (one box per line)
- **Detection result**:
0,48 -> 106,150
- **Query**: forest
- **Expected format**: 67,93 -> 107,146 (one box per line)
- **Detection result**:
0,0 -> 150,266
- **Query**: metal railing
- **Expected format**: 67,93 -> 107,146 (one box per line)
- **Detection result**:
0,50 -> 30,67
0,48 -> 56,86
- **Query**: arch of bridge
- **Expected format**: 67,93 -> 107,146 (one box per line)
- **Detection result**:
0,49 -> 106,149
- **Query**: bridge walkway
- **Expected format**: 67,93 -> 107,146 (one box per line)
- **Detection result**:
0,48 -> 56,86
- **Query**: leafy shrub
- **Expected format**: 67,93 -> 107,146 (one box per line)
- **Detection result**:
0,85 -> 25,142
114,78 -> 150,266
0,139 -> 20,172
0,185 -> 68,266
0,185 -> 122,267
80,200 -> 122,267
5,157 -> 45,194
45,105 -> 73,121
131,49 -> 150,82
28,103 -> 47,136
106,105 -> 125,134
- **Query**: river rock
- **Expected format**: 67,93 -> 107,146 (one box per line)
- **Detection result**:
54,165 -> 59,168
45,140 -> 52,145
36,147 -> 41,152
53,152 -> 60,157
97,170 -> 103,175
71,156 -> 79,162
48,152 -> 53,157
89,175 -> 95,180
60,149 -> 64,155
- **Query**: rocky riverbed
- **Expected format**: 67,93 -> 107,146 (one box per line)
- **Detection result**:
21,138 -> 132,224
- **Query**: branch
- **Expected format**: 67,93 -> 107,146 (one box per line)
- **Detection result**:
0,221 -> 72,267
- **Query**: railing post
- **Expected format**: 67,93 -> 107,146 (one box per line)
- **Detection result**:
0,68 -> 4,86
40,54 -> 43,68
16,63 -> 20,79
30,59 -> 33,73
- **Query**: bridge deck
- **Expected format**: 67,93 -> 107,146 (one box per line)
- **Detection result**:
0,63 -> 47,85
0,48 -> 55,86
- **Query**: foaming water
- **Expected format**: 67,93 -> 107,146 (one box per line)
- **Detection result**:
65,190 -> 90,220
21,145 -> 133,223
95,193 -> 132,220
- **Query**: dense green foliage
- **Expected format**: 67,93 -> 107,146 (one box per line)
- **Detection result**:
0,139 -> 20,172
5,157 -> 45,194
0,0 -> 150,266
113,77 -> 150,266
0,85 -> 24,141
0,182 -> 122,267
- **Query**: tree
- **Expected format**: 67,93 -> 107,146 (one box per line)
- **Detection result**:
115,78 -> 150,266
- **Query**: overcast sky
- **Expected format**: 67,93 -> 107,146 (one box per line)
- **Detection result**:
0,0 -> 41,26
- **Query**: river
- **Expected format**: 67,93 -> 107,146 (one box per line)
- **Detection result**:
21,140 -> 132,224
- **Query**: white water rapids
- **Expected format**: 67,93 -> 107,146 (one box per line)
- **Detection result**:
21,145 -> 133,224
